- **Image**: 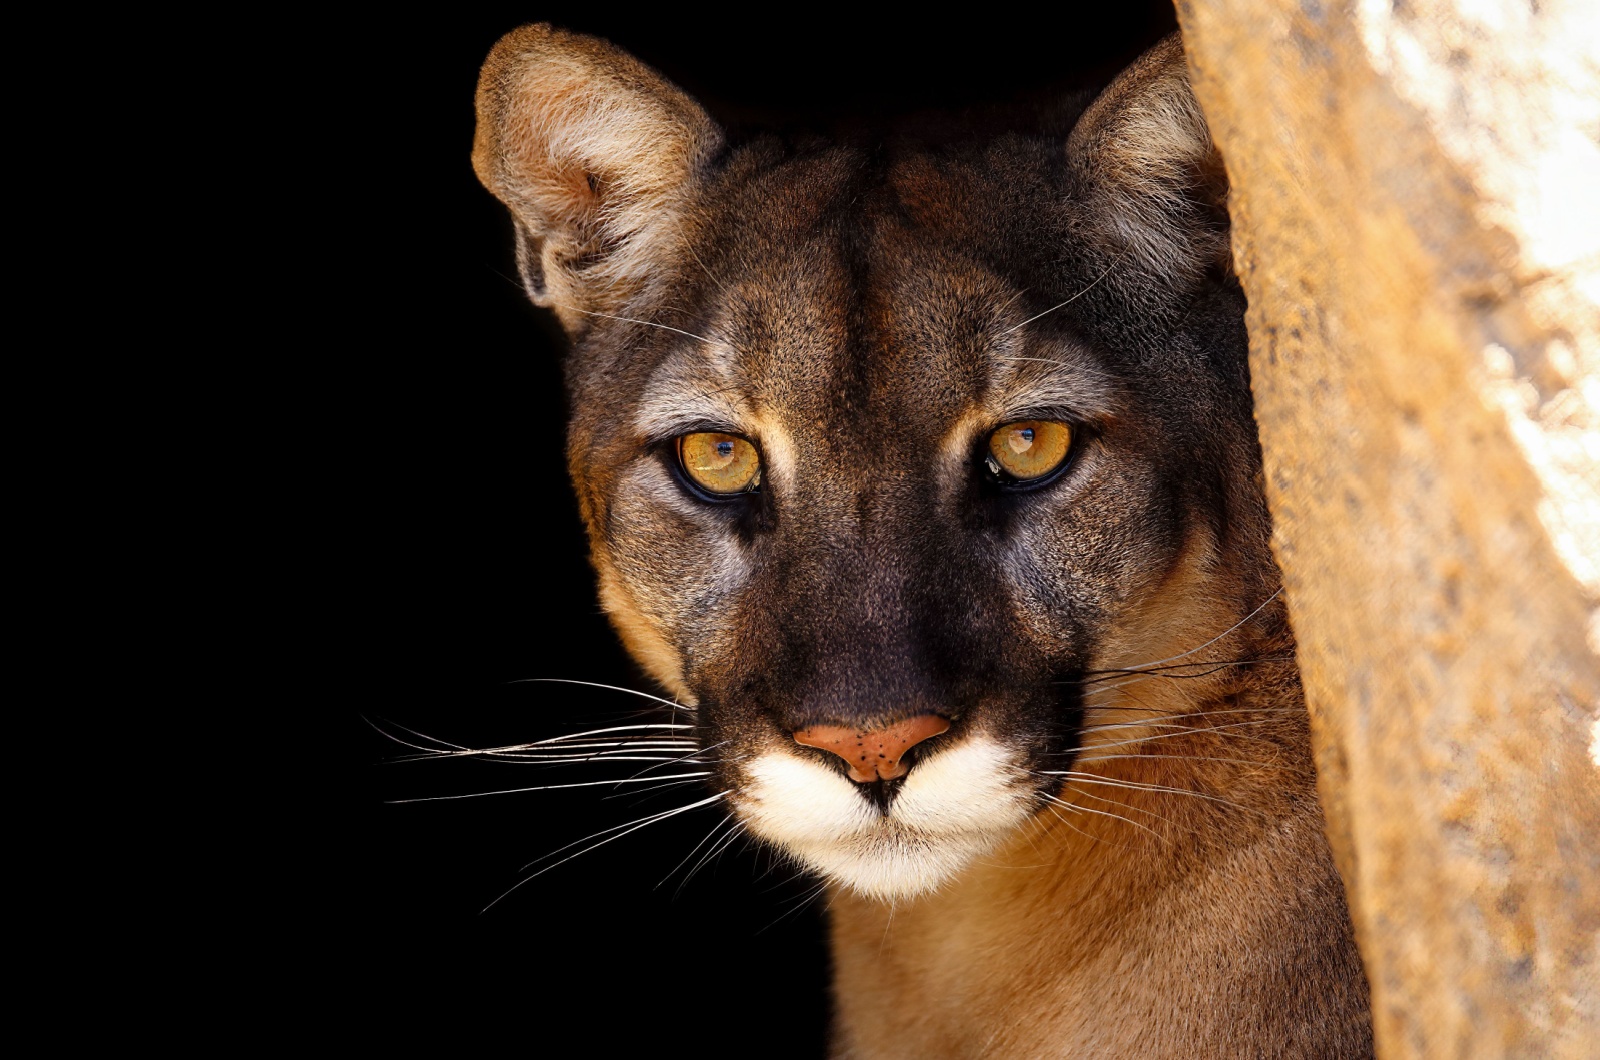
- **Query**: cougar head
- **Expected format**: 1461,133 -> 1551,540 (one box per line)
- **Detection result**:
474,26 -> 1276,901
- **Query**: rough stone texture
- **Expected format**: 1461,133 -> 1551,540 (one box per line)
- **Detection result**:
1174,1 -> 1600,1055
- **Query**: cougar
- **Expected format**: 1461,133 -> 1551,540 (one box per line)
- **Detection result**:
469,23 -> 1373,1058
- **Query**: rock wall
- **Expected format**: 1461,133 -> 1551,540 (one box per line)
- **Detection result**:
1174,1 -> 1600,1055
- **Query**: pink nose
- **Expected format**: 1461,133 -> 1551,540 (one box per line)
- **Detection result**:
793,715 -> 951,783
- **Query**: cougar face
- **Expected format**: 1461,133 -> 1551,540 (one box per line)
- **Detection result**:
477,27 -> 1270,901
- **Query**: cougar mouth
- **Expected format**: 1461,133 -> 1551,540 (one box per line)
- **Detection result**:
731,729 -> 1038,901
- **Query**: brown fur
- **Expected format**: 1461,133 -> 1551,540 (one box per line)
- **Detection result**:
827,655 -> 1371,1058
473,25 -> 1372,1058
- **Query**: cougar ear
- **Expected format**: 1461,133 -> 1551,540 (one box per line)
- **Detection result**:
1066,34 -> 1229,306
473,24 -> 723,334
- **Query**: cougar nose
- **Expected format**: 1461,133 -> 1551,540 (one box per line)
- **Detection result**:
793,715 -> 951,783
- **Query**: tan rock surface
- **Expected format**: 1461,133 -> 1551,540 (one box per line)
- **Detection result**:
1175,1 -> 1600,1055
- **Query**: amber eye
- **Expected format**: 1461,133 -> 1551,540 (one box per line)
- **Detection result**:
677,432 -> 762,495
985,420 -> 1073,482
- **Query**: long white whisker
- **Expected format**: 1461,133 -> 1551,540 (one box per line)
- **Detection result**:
545,302 -> 723,349
624,739 -> 727,779
425,741 -> 699,760
662,817 -> 737,891
527,723 -> 695,744
602,777 -> 712,800
999,254 -> 1121,336
373,732 -> 458,758
481,755 -> 701,766
1073,656 -> 1296,686
502,742 -> 697,752
365,716 -> 474,757
485,792 -> 730,913
1079,660 -> 1292,703
1041,791 -> 1163,841
1082,680 -> 1146,703
387,727 -> 698,764
1038,801 -> 1105,846
513,797 -> 712,872
758,878 -> 831,934
1078,710 -> 1277,734
1107,588 -> 1284,675
1079,703 -> 1301,717
1066,784 -> 1189,831
389,773 -> 712,804
510,678 -> 696,713
682,819 -> 747,890
472,754 -> 702,767
1076,752 -> 1309,775
1073,719 -> 1276,753
676,228 -> 733,298
366,715 -> 471,751
1042,770 -> 1266,816
486,742 -> 700,755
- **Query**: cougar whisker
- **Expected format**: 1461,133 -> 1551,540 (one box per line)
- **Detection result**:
680,818 -> 747,891
601,776 -> 715,800
388,773 -> 713,803
1042,770 -> 1266,817
1067,720 -> 1278,755
1074,752 -> 1311,775
1040,791 -> 1163,842
1035,798 -> 1108,848
623,739 -> 727,779
545,302 -> 728,351
385,726 -> 697,765
999,254 -> 1123,336
1065,784 -> 1193,834
1078,710 -> 1285,734
661,816 -> 740,891
758,878 -> 832,935
486,791 -> 731,913
1070,655 -> 1297,687
510,678 -> 695,712
1080,703 -> 1301,717
1105,588 -> 1285,675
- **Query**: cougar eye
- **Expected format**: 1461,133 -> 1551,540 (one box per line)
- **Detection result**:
677,432 -> 762,495
985,420 -> 1072,483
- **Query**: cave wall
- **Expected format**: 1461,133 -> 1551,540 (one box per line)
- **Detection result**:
1174,1 -> 1599,1054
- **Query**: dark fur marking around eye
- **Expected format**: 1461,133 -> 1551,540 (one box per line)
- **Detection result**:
956,418 -> 1096,541
657,437 -> 775,541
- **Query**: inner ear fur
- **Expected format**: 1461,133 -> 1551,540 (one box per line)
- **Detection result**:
473,24 -> 723,334
1067,34 -> 1230,306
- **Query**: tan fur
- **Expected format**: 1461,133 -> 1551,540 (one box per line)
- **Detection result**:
826,606 -> 1364,1058
593,557 -> 695,704
472,24 -> 722,331
1067,36 -> 1232,316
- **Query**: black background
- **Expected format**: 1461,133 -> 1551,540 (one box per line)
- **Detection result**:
342,6 -> 1175,1054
